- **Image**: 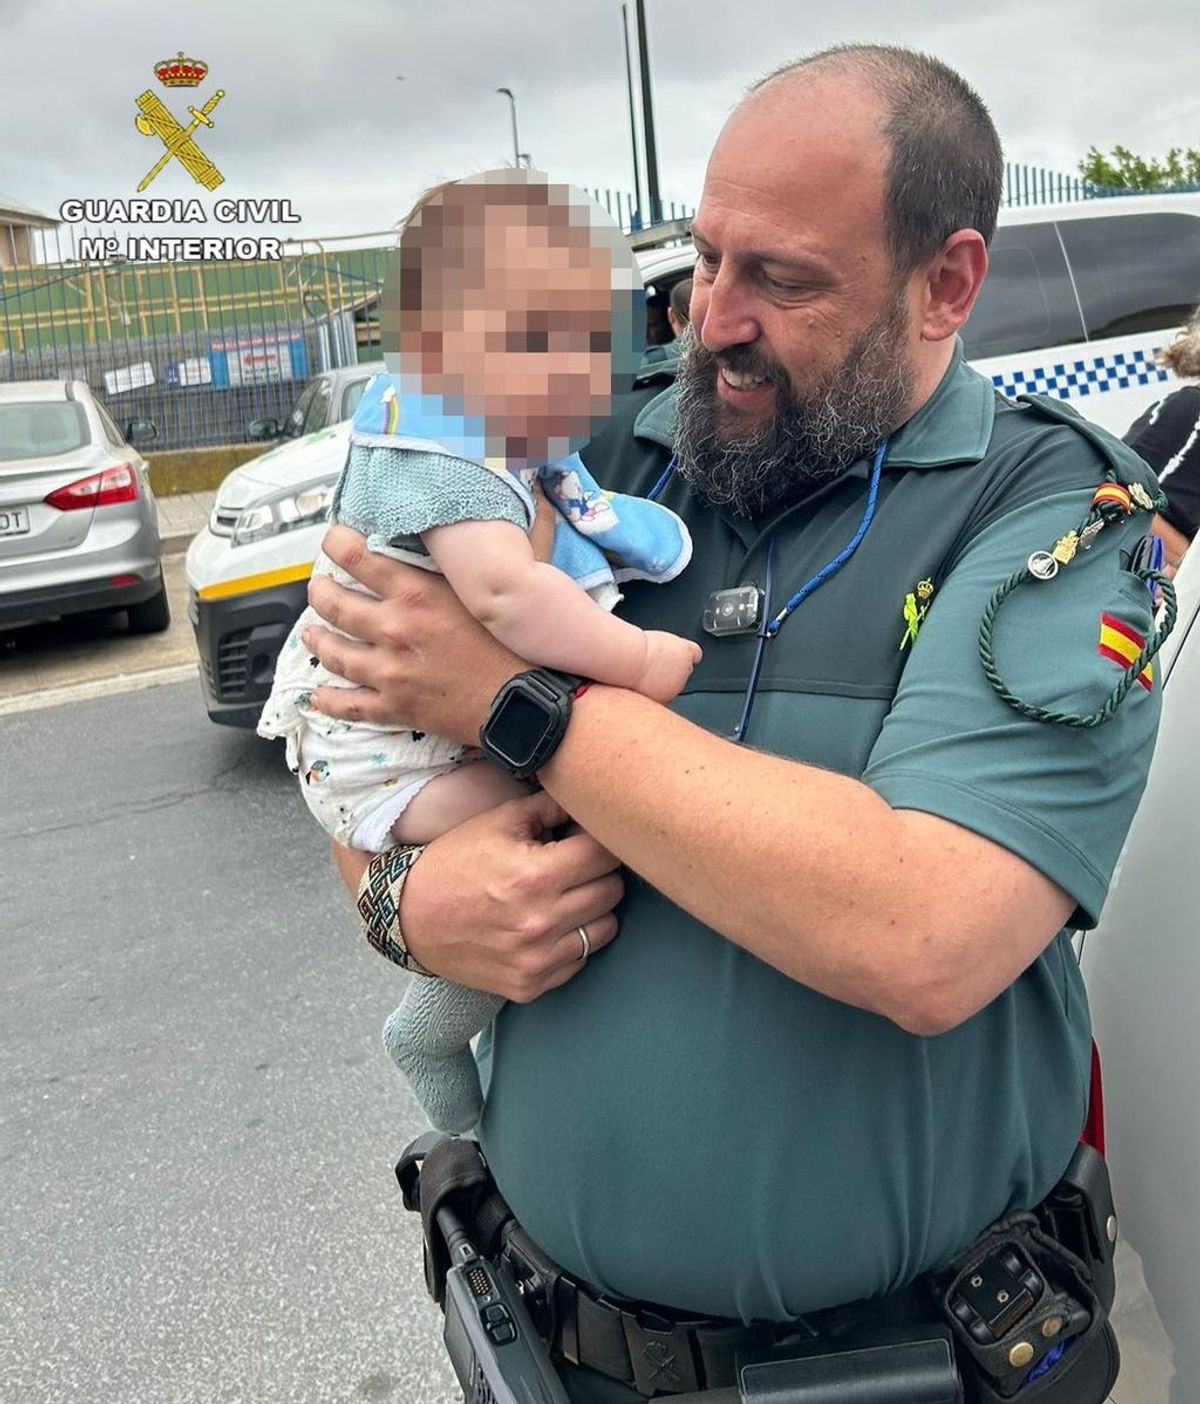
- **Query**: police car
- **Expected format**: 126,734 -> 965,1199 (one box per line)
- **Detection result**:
185,194 -> 1200,727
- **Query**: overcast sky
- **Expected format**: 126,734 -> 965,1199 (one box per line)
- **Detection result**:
2,0 -> 1199,250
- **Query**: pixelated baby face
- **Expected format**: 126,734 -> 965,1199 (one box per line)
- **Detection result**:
385,173 -> 642,461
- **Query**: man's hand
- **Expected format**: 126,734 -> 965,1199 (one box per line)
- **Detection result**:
335,790 -> 624,1002
303,524 -> 525,741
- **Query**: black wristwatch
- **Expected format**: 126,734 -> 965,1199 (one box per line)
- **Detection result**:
478,668 -> 586,779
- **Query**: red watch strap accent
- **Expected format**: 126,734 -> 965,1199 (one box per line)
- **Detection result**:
572,682 -> 592,701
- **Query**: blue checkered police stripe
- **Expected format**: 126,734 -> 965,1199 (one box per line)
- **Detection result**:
990,347 -> 1171,401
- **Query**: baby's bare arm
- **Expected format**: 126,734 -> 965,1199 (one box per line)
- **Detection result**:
423,518 -> 654,685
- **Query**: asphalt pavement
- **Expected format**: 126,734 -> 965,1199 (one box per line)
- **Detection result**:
0,681 -> 460,1404
0,553 -> 198,709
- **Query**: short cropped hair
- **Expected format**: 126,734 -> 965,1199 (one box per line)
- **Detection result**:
750,44 -> 1004,276
669,276 -> 693,324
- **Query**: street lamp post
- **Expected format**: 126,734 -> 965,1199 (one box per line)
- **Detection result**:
633,0 -> 662,226
621,3 -> 644,229
495,87 -> 522,168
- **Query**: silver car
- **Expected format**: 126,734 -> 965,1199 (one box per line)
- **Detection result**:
0,379 -> 168,632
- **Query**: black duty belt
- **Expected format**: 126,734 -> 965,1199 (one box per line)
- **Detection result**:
397,1132 -> 1119,1403
500,1218 -> 935,1396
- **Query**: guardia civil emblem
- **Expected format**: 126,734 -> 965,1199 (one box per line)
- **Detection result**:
134,51 -> 225,192
899,578 -> 935,650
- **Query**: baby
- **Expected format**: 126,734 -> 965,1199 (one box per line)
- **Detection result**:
259,170 -> 700,1131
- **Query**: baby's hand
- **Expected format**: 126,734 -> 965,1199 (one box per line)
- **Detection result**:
633,631 -> 703,703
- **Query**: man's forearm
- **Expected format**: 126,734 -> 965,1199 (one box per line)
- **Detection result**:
538,686 -> 1063,1035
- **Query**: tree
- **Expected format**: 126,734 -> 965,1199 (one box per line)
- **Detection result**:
1079,145 -> 1200,191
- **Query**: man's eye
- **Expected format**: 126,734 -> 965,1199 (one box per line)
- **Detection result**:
697,252 -> 719,272
763,274 -> 803,294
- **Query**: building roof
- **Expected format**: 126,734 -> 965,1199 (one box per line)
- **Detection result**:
0,192 -> 57,228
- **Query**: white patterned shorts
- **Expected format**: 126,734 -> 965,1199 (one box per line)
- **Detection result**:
257,556 -> 463,851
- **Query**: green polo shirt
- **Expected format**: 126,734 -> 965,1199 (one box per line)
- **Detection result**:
475,344 -> 1161,1323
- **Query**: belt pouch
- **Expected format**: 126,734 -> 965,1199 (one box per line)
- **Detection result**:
738,1325 -> 962,1404
1036,1142 -> 1117,1314
935,1212 -> 1119,1404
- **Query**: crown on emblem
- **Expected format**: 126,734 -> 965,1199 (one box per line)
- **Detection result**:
154,51 -> 208,87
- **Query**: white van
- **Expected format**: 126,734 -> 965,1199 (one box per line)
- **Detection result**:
185,193 -> 1200,726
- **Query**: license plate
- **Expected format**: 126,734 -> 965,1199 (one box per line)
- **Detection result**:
0,507 -> 30,537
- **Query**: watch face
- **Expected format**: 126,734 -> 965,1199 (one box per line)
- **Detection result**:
488,689 -> 557,768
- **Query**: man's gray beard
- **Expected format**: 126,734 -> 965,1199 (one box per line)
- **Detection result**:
672,294 -> 915,517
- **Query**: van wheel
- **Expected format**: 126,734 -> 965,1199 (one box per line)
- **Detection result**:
126,575 -> 172,634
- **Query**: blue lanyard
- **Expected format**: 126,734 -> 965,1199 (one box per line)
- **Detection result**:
763,438 -> 889,636
649,438 -> 891,742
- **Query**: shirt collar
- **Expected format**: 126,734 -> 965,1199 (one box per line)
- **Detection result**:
879,338 -> 995,471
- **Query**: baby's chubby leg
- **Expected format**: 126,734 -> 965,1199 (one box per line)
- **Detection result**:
390,759 -> 529,844
382,981 -> 504,1133
384,760 -> 526,1130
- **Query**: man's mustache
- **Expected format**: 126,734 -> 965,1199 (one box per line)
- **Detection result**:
685,333 -> 789,390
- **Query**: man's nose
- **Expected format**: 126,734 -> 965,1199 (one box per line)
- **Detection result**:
695,271 -> 760,354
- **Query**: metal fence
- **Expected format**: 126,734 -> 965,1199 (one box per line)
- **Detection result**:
0,224 -> 392,450
588,189 -> 695,232
1000,163 -> 1200,207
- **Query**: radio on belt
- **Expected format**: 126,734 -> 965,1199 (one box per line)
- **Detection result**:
703,582 -> 764,636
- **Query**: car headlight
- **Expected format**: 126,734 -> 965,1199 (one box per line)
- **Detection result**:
231,481 -> 335,547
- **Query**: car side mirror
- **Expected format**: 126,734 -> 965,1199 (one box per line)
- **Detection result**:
125,418 -> 158,446
248,417 -> 281,441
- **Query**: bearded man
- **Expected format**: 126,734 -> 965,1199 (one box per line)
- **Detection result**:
303,43 -> 1159,1403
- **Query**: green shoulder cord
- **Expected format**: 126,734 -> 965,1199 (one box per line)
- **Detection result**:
978,471 -> 1178,728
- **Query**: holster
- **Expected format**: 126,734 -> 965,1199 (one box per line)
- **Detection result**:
395,1131 -> 513,1306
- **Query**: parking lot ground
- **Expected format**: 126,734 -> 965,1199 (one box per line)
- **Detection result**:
0,552 -> 199,708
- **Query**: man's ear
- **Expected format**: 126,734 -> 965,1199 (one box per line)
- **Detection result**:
918,230 -> 989,344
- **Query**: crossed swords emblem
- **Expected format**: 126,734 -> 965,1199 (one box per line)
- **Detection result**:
134,87 -> 226,191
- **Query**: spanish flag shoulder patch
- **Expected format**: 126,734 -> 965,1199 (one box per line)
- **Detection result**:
1098,612 -> 1153,691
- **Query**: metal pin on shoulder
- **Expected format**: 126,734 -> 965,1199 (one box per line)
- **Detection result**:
1079,520 -> 1105,550
1027,551 -> 1059,581
1051,530 -> 1079,566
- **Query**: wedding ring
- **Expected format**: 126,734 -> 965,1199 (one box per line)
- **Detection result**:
576,925 -> 590,962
